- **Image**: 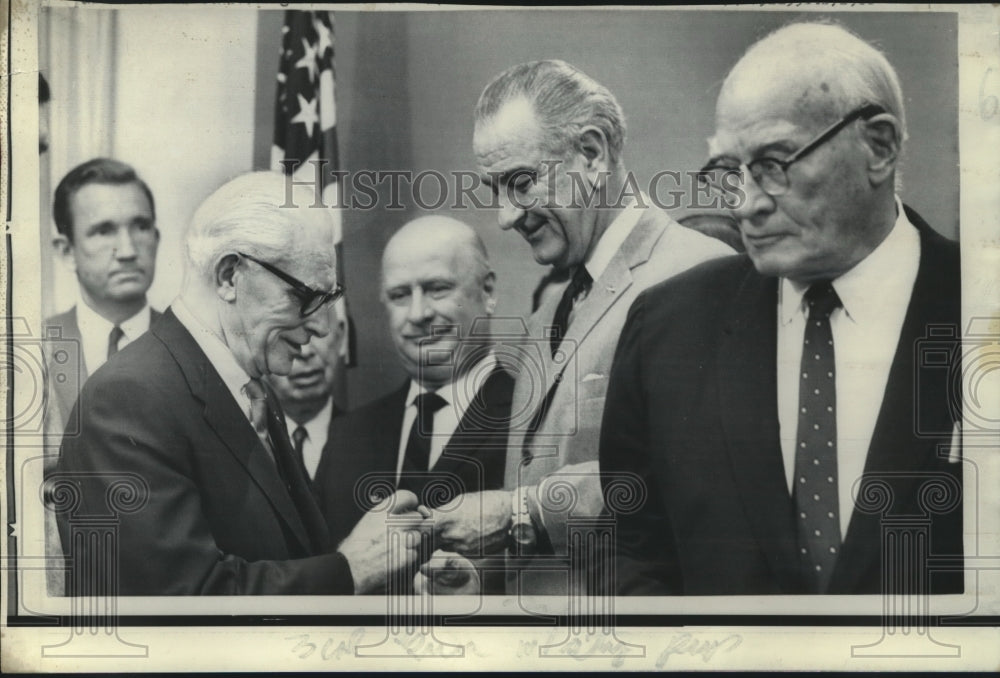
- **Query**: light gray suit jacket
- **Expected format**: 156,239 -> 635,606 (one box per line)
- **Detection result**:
505,206 -> 733,567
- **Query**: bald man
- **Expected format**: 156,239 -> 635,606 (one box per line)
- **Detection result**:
600,22 -> 962,595
314,217 -> 514,561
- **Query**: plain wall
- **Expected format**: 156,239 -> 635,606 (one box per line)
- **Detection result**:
114,7 -> 259,313
254,9 -> 959,410
42,6 -> 259,316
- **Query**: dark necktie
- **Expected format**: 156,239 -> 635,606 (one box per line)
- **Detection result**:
244,378 -> 330,555
794,281 -> 842,593
550,266 -> 592,358
398,391 -> 447,495
292,425 -> 308,477
107,325 -> 125,360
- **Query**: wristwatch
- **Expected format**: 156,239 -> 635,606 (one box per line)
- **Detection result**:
508,486 -> 537,555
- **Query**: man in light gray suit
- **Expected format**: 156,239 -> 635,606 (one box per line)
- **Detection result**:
429,60 -> 732,593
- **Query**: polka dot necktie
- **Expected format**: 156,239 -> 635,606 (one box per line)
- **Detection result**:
794,281 -> 842,593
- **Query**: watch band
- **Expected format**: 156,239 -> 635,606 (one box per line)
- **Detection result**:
508,486 -> 537,554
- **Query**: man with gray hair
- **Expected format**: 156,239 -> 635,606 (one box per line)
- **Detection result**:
434,60 -> 731,594
56,171 -> 429,595
600,22 -> 962,594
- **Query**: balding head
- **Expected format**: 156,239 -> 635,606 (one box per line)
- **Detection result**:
716,22 -> 906,145
706,22 -> 905,284
381,216 -> 497,388
383,215 -> 490,286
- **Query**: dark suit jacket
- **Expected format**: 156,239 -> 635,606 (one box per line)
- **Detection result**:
55,308 -> 354,595
599,208 -> 963,595
315,366 -> 514,546
43,306 -> 163,440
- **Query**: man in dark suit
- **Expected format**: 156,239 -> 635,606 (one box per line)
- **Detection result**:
43,159 -> 162,445
315,217 -> 513,585
267,303 -> 346,483
600,22 -> 963,595
55,172 -> 430,595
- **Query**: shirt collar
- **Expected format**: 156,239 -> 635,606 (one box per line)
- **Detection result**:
285,397 -> 333,442
119,305 -> 152,340
583,194 -> 643,282
780,196 -> 920,326
75,295 -> 151,341
171,298 -> 253,412
405,352 -> 499,407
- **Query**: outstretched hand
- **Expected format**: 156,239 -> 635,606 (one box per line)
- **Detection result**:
338,489 -> 433,594
430,490 -> 511,557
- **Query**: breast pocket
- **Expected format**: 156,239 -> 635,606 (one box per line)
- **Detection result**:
578,373 -> 608,400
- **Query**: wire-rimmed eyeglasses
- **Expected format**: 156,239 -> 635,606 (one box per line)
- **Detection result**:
697,103 -> 887,202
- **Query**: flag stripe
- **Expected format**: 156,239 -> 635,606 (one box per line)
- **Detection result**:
272,9 -> 355,385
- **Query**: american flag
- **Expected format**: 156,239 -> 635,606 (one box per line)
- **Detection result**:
272,9 -> 355,392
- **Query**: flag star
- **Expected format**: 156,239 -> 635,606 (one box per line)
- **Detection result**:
296,37 -> 319,81
314,15 -> 333,55
291,93 -> 319,137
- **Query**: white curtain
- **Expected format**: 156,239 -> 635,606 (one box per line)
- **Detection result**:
37,7 -> 258,318
39,7 -> 117,317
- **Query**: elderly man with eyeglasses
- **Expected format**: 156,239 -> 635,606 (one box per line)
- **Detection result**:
55,171 -> 431,596
598,22 -> 962,596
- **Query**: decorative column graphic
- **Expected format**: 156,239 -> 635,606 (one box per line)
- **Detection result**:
538,473 -> 645,659
353,473 -> 465,658
851,472 -> 962,658
42,472 -> 149,657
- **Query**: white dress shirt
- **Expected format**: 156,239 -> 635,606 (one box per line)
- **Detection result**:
284,397 -> 335,481
777,199 -> 921,539
395,353 -> 499,482
554,195 -> 644,327
75,297 -> 151,374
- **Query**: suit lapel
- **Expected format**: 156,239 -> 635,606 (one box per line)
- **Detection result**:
152,309 -> 313,554
343,384 -> 408,501
66,308 -> 89,379
378,384 -> 410,480
261,381 -> 332,554
716,261 -> 802,589
830,212 -> 960,593
520,210 -> 667,438
436,366 -> 513,474
550,209 -> 664,382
